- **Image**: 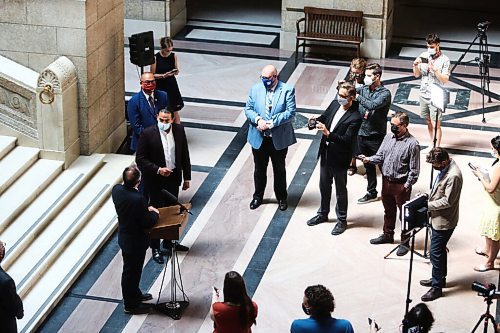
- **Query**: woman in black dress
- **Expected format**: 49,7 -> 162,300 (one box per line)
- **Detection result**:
151,37 -> 184,123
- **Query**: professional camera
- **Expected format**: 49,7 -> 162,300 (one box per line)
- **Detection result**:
477,21 -> 491,34
472,281 -> 498,298
307,118 -> 317,130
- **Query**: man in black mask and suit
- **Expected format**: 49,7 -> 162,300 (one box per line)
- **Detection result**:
0,240 -> 24,332
306,83 -> 362,235
136,109 -> 192,264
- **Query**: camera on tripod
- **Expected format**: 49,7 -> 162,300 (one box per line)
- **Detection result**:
472,281 -> 500,298
477,21 -> 491,34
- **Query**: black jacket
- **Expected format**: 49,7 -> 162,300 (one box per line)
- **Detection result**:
0,267 -> 24,333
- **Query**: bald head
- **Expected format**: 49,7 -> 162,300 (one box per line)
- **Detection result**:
261,65 -> 278,90
261,65 -> 277,78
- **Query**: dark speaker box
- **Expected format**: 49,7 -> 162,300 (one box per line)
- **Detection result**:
129,31 -> 155,67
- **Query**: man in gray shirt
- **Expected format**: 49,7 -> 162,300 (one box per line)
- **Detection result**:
360,112 -> 420,256
356,63 -> 392,204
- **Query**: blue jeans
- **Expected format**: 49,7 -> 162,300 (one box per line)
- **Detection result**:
430,227 -> 454,289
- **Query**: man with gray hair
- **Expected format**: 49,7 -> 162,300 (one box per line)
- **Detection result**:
360,112 -> 420,255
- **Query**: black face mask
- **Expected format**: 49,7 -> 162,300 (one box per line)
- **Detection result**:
302,303 -> 311,315
391,124 -> 400,135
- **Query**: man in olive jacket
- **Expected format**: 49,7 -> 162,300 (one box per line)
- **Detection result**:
419,147 -> 462,302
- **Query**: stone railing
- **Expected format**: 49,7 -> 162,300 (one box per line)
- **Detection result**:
0,55 -> 80,168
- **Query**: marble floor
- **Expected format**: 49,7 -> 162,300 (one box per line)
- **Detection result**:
37,2 -> 500,333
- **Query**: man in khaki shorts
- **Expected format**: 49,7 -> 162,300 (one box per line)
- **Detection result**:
413,34 -> 450,151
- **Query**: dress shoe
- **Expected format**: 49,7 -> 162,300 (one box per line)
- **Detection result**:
124,303 -> 151,315
152,249 -> 164,264
421,287 -> 443,302
140,293 -> 153,301
420,278 -> 446,288
331,222 -> 347,235
307,215 -> 328,226
370,234 -> 394,244
396,245 -> 410,256
278,199 -> 288,211
249,198 -> 262,210
175,243 -> 189,252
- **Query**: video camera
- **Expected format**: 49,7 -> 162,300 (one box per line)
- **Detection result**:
477,21 -> 491,34
472,281 -> 500,298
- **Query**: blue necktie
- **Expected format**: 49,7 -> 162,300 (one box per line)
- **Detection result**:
266,91 -> 272,119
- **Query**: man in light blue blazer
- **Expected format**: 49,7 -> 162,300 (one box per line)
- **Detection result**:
127,72 -> 169,151
245,65 -> 296,211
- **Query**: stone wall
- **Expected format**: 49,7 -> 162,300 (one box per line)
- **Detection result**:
124,0 -> 186,39
0,0 -> 126,155
281,0 -> 394,59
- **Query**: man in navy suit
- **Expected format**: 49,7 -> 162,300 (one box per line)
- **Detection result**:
112,166 -> 159,314
127,72 -> 169,151
136,109 -> 191,264
245,65 -> 296,211
0,240 -> 24,333
306,83 -> 362,235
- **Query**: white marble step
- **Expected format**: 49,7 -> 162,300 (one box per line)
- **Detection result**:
0,159 -> 63,234
18,198 -> 119,333
8,154 -> 134,298
1,154 -> 105,269
0,135 -> 16,159
0,146 -> 39,196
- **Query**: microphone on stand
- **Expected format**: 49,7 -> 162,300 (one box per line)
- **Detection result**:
161,189 -> 192,215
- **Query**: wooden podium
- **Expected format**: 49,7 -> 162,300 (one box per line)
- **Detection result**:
147,203 -> 191,241
148,203 -> 191,320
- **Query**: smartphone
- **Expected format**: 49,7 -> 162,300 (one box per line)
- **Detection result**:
420,57 -> 428,64
468,162 -> 477,170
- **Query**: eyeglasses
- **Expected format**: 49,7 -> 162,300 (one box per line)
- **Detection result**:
141,80 -> 155,84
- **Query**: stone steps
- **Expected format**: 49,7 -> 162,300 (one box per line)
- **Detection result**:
0,135 -> 16,159
0,146 -> 40,196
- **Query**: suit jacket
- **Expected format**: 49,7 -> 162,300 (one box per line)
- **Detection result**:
244,81 -> 296,150
0,267 -> 24,333
127,90 -> 168,151
316,103 -> 362,168
111,184 -> 159,254
427,160 -> 463,230
135,123 -> 192,200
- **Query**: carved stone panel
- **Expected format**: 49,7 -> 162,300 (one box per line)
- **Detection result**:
0,85 -> 37,139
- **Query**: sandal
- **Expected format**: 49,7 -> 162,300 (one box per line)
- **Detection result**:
473,264 -> 495,272
347,166 -> 357,176
475,247 -> 488,257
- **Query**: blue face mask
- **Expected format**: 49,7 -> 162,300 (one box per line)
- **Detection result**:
158,122 -> 171,132
262,76 -> 275,90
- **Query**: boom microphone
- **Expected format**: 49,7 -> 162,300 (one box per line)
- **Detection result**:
161,189 -> 192,215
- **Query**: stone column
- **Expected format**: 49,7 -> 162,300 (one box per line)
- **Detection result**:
0,0 -> 126,155
281,0 -> 394,59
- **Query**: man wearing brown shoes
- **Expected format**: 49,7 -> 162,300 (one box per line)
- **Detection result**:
360,112 -> 420,255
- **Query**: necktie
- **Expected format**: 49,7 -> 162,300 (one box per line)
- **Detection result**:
265,91 -> 273,119
148,95 -> 155,112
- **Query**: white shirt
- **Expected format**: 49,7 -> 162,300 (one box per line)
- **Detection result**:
159,127 -> 176,170
329,106 -> 348,132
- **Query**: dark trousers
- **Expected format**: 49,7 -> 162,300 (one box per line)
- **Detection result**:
148,175 -> 180,251
430,227 -> 454,289
381,177 -> 411,236
318,150 -> 348,223
358,135 -> 384,195
252,137 -> 288,201
121,250 -> 146,308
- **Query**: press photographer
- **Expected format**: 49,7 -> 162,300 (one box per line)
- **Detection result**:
419,148 -> 463,302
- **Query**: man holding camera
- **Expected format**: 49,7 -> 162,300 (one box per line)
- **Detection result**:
420,148 -> 462,302
306,83 -> 362,235
360,112 -> 420,255
356,63 -> 392,204
412,34 -> 450,150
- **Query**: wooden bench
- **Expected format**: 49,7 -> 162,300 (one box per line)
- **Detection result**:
295,7 -> 364,62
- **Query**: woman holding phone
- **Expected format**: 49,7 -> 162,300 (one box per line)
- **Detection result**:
151,36 -> 184,122
472,135 -> 500,272
210,271 -> 257,333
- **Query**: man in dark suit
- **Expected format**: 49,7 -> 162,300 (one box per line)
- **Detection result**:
244,64 -> 296,211
306,83 -> 362,235
127,72 -> 169,151
136,109 -> 191,264
0,240 -> 24,333
111,166 -> 159,314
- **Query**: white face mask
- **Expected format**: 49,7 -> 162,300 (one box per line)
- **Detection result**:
364,76 -> 373,86
337,96 -> 349,106
158,122 -> 171,131
428,47 -> 437,56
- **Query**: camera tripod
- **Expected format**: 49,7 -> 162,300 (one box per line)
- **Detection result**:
450,22 -> 492,123
471,295 -> 497,333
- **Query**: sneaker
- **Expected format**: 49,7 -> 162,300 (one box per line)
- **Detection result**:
370,234 -> 394,245
357,193 -> 377,204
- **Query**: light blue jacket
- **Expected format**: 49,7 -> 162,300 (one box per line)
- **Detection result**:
244,81 -> 297,150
